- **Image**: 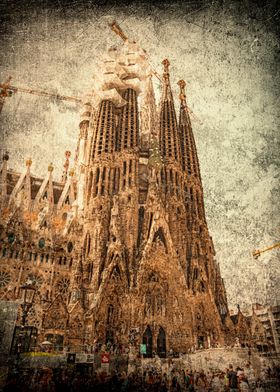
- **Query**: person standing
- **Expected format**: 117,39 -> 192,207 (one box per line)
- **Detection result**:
227,365 -> 238,392
223,370 -> 230,391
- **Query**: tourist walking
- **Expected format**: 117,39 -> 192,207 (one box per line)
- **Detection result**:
227,365 -> 238,392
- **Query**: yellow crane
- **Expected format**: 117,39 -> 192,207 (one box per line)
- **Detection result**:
253,242 -> 280,259
0,76 -> 83,114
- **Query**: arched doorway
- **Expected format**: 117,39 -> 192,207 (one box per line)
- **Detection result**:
157,326 -> 166,358
142,326 -> 153,358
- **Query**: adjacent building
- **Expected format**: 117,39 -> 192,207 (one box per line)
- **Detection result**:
252,303 -> 280,353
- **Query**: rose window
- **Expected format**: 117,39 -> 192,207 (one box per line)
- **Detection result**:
57,277 -> 70,294
26,274 -> 43,287
0,271 -> 11,288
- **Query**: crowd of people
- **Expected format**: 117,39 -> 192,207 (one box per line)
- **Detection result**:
3,361 -> 280,392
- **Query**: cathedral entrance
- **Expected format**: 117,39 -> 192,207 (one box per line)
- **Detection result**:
142,326 -> 153,358
157,327 -> 166,358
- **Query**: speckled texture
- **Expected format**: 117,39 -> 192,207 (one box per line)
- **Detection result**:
0,0 -> 279,311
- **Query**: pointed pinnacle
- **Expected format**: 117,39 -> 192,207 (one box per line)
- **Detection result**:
162,59 -> 170,74
48,163 -> 54,172
25,158 -> 32,167
177,80 -> 186,103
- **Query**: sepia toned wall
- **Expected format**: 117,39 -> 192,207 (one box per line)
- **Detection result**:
0,0 -> 279,310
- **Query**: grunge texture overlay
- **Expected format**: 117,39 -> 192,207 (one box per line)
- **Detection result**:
0,0 -> 279,311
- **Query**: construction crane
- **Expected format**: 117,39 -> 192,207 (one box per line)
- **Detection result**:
110,20 -> 163,82
110,21 -> 202,124
0,76 -> 83,115
253,242 -> 280,259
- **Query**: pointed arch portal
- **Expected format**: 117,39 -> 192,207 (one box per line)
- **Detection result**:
157,326 -> 166,358
142,325 -> 153,358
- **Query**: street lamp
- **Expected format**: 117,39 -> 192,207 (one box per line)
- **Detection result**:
15,282 -> 36,357
20,282 -> 36,327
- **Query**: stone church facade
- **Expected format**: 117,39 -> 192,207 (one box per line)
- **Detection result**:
0,23 -> 240,356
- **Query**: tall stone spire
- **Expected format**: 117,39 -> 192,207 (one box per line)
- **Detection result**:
140,74 -> 157,150
92,100 -> 117,159
178,80 -> 200,180
159,59 -> 180,164
118,88 -> 139,151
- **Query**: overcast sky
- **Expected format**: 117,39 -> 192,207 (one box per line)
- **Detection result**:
0,0 -> 279,311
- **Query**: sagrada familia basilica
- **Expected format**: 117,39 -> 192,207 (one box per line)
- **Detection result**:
0,22 -> 264,356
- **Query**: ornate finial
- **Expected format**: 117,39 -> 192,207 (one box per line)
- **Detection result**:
62,151 -> 71,182
110,21 -> 128,42
177,80 -> 186,102
162,59 -> 170,74
25,158 -> 32,167
48,163 -> 54,172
